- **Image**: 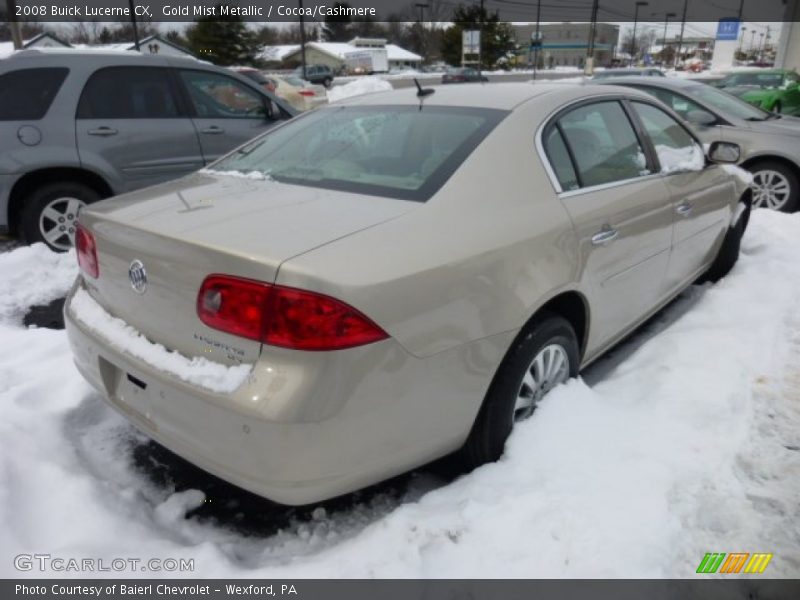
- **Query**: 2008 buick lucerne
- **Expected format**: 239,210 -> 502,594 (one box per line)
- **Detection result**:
65,83 -> 751,505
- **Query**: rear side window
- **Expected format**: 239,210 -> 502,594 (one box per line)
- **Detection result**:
0,67 -> 68,121
543,128 -> 579,191
557,101 -> 649,188
77,67 -> 181,119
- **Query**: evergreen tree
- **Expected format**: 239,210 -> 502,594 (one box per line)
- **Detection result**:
440,5 -> 516,69
185,10 -> 258,66
323,3 -> 353,42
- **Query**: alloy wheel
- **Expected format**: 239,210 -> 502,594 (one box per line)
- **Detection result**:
752,170 -> 792,210
39,196 -> 86,251
513,343 -> 570,421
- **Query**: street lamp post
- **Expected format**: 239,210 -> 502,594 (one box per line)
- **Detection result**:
299,0 -> 307,80
659,12 -> 676,66
630,2 -> 649,67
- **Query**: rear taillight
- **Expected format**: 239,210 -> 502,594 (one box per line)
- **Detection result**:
298,90 -> 315,96
197,275 -> 388,351
75,223 -> 99,278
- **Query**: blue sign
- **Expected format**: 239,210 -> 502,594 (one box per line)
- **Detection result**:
716,19 -> 740,41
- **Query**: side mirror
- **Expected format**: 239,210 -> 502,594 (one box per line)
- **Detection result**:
707,141 -> 741,164
686,109 -> 717,127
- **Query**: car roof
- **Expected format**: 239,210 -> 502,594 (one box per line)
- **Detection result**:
338,82 -> 654,111
3,47 -> 207,68
591,75 -> 699,89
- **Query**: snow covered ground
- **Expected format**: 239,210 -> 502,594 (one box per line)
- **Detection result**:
1,210 -> 799,578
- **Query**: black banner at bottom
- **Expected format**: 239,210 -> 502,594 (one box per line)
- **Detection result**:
4,580 -> 800,600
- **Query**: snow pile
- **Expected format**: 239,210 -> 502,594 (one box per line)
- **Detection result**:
1,211 -> 800,577
327,77 -> 393,102
69,288 -> 252,393
722,163 -> 755,186
199,168 -> 272,181
0,243 -> 77,325
656,143 -> 705,173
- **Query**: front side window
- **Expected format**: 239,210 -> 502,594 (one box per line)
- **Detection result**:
557,101 -> 649,188
0,67 -> 68,121
210,105 -> 506,201
179,70 -> 269,119
77,67 -> 180,119
631,102 -> 704,174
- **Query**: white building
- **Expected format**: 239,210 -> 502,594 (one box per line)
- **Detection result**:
261,39 -> 422,72
74,35 -> 194,58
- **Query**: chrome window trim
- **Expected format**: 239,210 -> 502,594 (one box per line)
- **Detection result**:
534,93 -> 659,198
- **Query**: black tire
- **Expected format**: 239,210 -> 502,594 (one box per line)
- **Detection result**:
773,101 -> 782,114
459,312 -> 580,470
323,77 -> 333,88
749,160 -> 799,213
703,207 -> 747,283
19,181 -> 100,252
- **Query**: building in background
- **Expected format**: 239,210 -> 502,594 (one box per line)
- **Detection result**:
261,39 -> 422,73
74,35 -> 194,58
511,23 -> 619,68
777,0 -> 800,70
0,32 -> 71,59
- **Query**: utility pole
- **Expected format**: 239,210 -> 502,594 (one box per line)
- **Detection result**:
128,0 -> 140,50
415,3 -> 428,63
299,0 -> 307,80
674,0 -> 688,70
586,0 -> 599,75
532,0 -> 542,80
7,0 -> 24,49
630,1 -> 649,67
658,12 -> 676,66
478,0 -> 484,75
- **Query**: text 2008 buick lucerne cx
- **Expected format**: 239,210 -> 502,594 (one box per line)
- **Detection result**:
65,83 -> 751,505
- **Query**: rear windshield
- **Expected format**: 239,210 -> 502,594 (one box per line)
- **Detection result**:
721,72 -> 784,88
0,67 -> 69,121
210,105 -> 506,201
684,84 -> 771,120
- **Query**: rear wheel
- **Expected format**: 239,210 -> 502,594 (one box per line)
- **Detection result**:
773,101 -> 782,114
323,77 -> 333,88
460,313 -> 579,469
19,182 -> 100,252
750,161 -> 799,212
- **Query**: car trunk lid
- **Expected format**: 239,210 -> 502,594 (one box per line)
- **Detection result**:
78,172 -> 414,366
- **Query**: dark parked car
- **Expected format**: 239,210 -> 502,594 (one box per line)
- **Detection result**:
442,67 -> 489,84
293,65 -> 335,88
592,68 -> 666,79
0,49 -> 295,251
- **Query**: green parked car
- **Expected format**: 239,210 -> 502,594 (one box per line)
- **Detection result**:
718,69 -> 800,115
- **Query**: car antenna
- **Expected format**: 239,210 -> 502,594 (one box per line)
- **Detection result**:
414,78 -> 435,109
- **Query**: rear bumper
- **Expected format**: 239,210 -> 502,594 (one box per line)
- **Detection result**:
64,280 -> 512,505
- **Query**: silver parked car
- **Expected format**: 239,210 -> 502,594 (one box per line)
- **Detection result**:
65,84 -> 749,505
596,76 -> 800,212
0,49 -> 295,251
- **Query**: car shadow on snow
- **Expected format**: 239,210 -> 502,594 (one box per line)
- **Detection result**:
130,439 -> 460,538
74,283 -> 708,539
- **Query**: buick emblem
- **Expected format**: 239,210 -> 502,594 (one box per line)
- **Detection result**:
128,259 -> 148,294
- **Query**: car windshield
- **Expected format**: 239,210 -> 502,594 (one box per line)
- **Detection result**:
210,105 -> 506,201
683,84 -> 772,120
721,72 -> 784,88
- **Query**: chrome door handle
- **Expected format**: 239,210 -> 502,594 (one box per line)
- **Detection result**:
591,227 -> 619,246
87,127 -> 118,136
200,126 -> 224,135
676,201 -> 693,217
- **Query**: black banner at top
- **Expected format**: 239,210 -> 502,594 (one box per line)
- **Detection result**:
2,0 -> 795,23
